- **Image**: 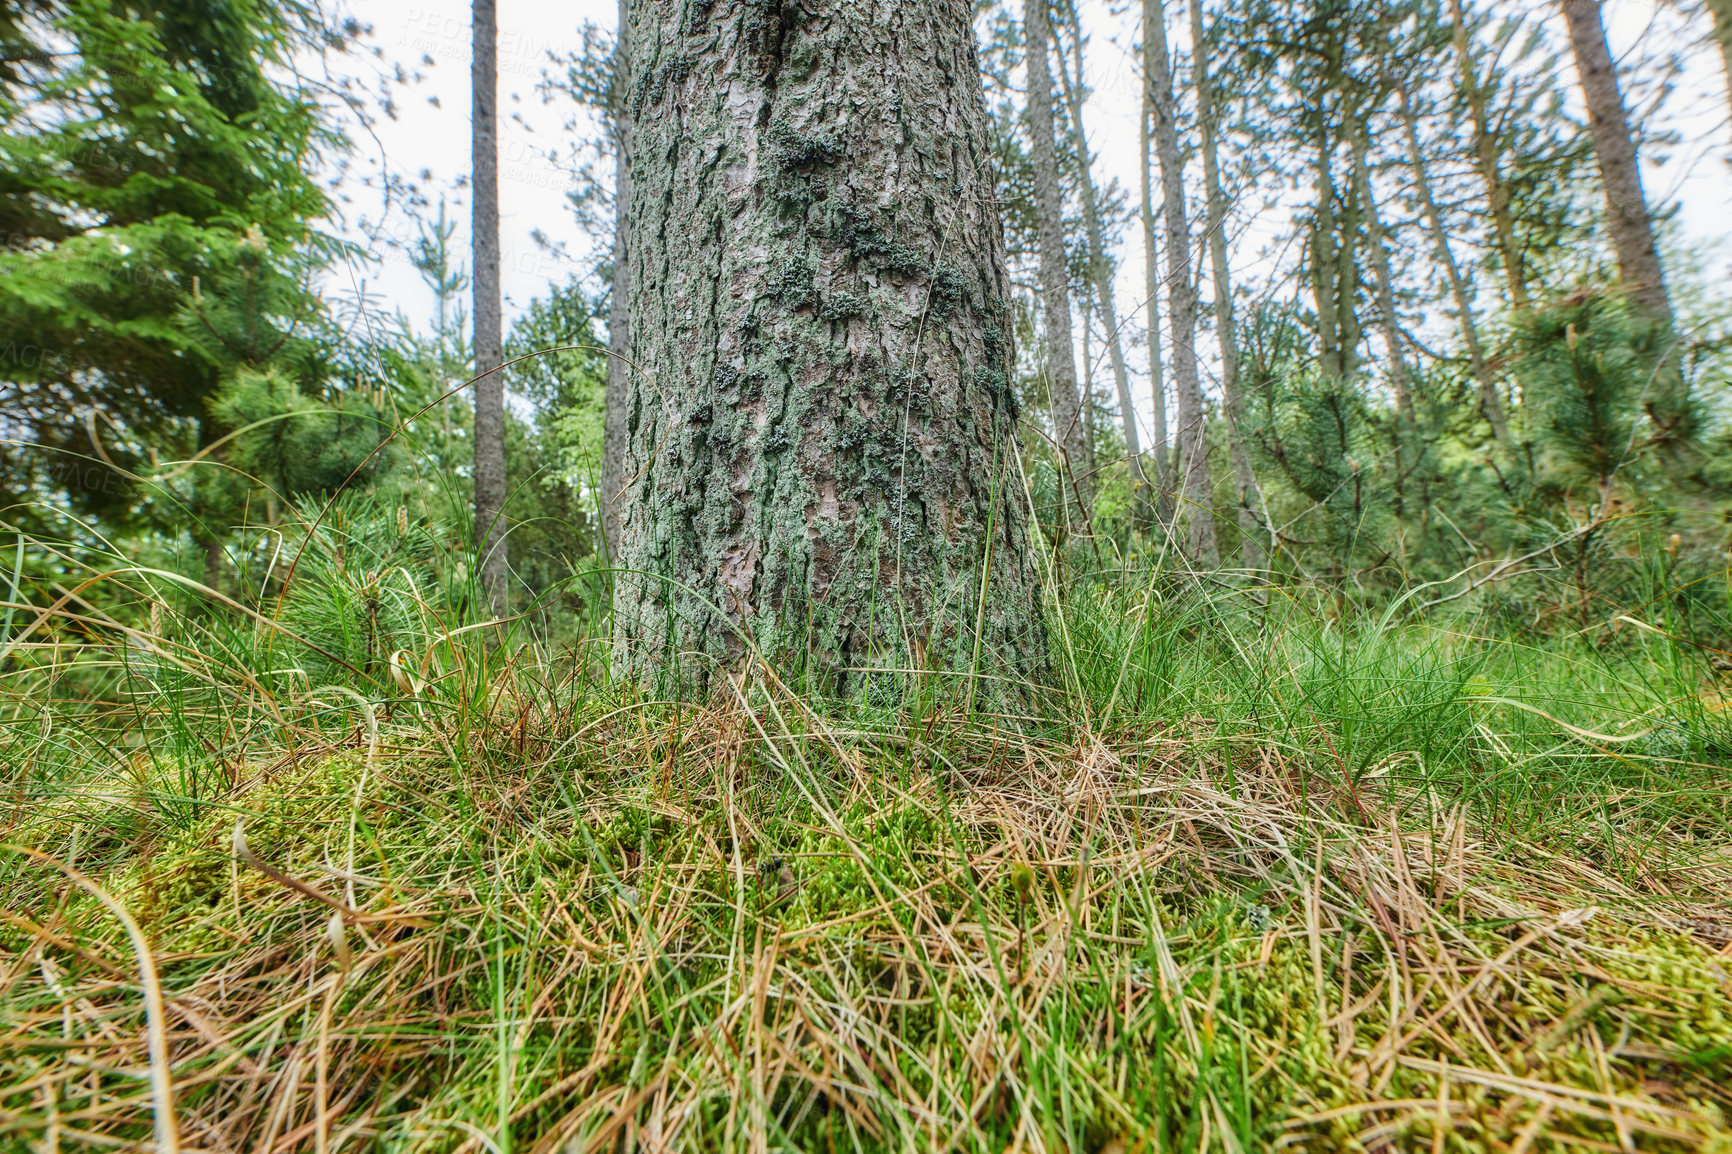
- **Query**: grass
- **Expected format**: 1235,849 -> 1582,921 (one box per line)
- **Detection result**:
4,504 -> 1732,1152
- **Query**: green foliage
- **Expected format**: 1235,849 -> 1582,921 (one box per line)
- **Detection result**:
210,371 -> 396,500
0,0 -> 346,536
1517,294 -> 1655,490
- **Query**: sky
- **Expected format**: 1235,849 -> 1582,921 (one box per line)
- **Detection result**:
317,0 -> 1732,441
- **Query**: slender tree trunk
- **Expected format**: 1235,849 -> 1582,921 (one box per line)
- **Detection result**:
1189,0 -> 1259,571
1399,83 -> 1509,444
1308,130 -> 1355,384
1450,0 -> 1530,314
471,0 -> 508,616
1353,125 -> 1411,423
1140,88 -> 1173,523
616,0 -> 1047,699
1353,122 -> 1415,514
1080,296 -> 1097,457
1145,0 -> 1216,565
1056,10 -> 1147,518
1561,0 -> 1674,331
1709,0 -> 1732,126
601,0 -> 632,559
1310,124 -> 1362,390
1026,0 -> 1093,524
1336,147 -> 1363,382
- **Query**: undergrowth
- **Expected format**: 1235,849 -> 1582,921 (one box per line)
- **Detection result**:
3,496 -> 1732,1151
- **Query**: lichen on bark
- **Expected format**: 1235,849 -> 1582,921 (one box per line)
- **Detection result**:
614,0 -> 1047,702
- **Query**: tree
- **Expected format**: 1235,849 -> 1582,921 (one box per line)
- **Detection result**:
1450,0 -> 1532,314
1025,0 -> 1094,524
1559,0 -> 1673,333
472,0 -> 508,617
1707,0 -> 1732,127
601,0 -> 632,558
0,0 -> 337,538
1139,54 -> 1173,520
1054,3 -> 1146,520
613,0 -> 1047,699
1190,0 -> 1261,568
1145,0 -> 1217,564
1398,79 -> 1509,445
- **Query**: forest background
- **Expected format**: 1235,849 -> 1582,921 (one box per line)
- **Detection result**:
6,0 -> 1732,1148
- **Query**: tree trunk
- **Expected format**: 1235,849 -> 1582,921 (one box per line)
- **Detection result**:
1056,10 -> 1146,519
1354,122 -> 1415,514
1145,0 -> 1217,565
1399,83 -> 1509,445
1353,125 -> 1411,423
615,0 -> 1047,700
1450,0 -> 1530,314
601,0 -> 632,560
1710,0 -> 1732,126
1560,0 -> 1673,331
1310,134 -> 1343,383
1189,0 -> 1259,571
1310,127 -> 1361,388
471,0 -> 508,617
1025,0 -> 1093,525
1140,84 -> 1173,523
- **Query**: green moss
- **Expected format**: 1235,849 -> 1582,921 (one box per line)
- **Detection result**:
820,290 -> 863,322
767,119 -> 840,174
766,252 -> 814,304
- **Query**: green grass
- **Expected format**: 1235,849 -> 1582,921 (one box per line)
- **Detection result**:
3,508 -> 1732,1152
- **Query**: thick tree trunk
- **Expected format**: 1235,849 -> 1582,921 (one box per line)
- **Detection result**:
1055,12 -> 1146,518
1450,0 -> 1530,315
1190,0 -> 1259,571
615,0 -> 1047,700
1400,84 -> 1509,445
1025,0 -> 1093,524
1145,0 -> 1216,565
1139,92 -> 1173,523
601,0 -> 632,559
1561,0 -> 1673,331
471,0 -> 508,616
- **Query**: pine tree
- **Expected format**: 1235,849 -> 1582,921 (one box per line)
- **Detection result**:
1026,0 -> 1095,523
1054,3 -> 1147,521
0,0 -> 338,535
472,0 -> 509,617
1145,0 -> 1218,564
612,0 -> 1047,698
1191,0 -> 1262,568
1560,0 -> 1673,333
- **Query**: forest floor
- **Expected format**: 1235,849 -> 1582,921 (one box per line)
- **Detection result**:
5,595 -> 1732,1152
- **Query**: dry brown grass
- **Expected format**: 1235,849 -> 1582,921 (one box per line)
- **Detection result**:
4,672 -> 1732,1152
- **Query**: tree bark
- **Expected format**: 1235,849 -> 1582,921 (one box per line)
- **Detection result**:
601,0 -> 632,560
1025,0 -> 1093,525
1139,82 -> 1172,522
1353,125 -> 1411,423
1145,0 -> 1216,565
1449,0 -> 1530,315
1399,83 -> 1509,445
1354,122 -> 1417,514
1055,9 -> 1146,519
1309,127 -> 1360,388
1710,0 -> 1732,126
615,0 -> 1047,700
1560,0 -> 1673,331
1189,0 -> 1258,571
471,0 -> 508,617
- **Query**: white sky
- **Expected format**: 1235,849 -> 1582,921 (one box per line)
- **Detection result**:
319,0 -> 1731,441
